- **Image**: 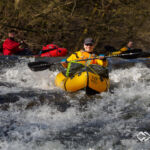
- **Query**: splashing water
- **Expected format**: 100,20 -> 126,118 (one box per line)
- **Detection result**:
0,57 -> 150,150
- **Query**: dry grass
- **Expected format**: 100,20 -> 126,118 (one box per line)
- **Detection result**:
0,0 -> 150,52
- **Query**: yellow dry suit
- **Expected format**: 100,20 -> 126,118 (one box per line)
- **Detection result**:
65,50 -> 108,66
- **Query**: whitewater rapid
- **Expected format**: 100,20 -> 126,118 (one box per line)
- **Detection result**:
0,57 -> 150,150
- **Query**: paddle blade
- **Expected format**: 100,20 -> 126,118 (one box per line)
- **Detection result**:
28,61 -> 51,71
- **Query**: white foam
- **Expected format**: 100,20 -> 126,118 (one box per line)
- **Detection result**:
0,62 -> 58,91
1,61 -> 150,149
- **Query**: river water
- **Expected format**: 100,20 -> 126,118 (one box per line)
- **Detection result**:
0,56 -> 150,150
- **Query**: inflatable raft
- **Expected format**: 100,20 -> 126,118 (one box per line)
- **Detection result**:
40,48 -> 67,57
55,64 -> 110,94
40,44 -> 67,57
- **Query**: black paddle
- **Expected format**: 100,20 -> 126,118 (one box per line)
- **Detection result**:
104,45 -> 150,59
119,49 -> 142,59
28,52 -> 146,72
28,58 -> 99,72
120,50 -> 150,59
28,61 -> 53,71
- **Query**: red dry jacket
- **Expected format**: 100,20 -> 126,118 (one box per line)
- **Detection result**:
3,38 -> 23,55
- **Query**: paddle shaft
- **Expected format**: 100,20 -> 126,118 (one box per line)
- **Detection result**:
105,52 -> 142,58
28,52 -> 144,71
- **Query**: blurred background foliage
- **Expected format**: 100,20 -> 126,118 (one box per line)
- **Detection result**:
0,0 -> 150,54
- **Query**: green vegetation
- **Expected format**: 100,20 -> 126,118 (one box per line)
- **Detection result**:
0,0 -> 150,54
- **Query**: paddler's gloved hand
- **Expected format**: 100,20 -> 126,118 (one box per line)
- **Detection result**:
61,59 -> 68,68
99,54 -> 105,60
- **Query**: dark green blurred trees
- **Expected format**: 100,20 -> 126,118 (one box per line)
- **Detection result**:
0,0 -> 150,53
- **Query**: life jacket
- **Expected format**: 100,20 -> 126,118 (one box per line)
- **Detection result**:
66,50 -> 108,67
3,38 -> 23,55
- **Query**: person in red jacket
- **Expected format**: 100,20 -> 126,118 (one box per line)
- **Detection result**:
3,30 -> 25,55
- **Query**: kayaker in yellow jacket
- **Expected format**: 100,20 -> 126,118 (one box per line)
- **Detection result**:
61,37 -> 108,68
110,41 -> 133,56
61,38 -> 108,77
